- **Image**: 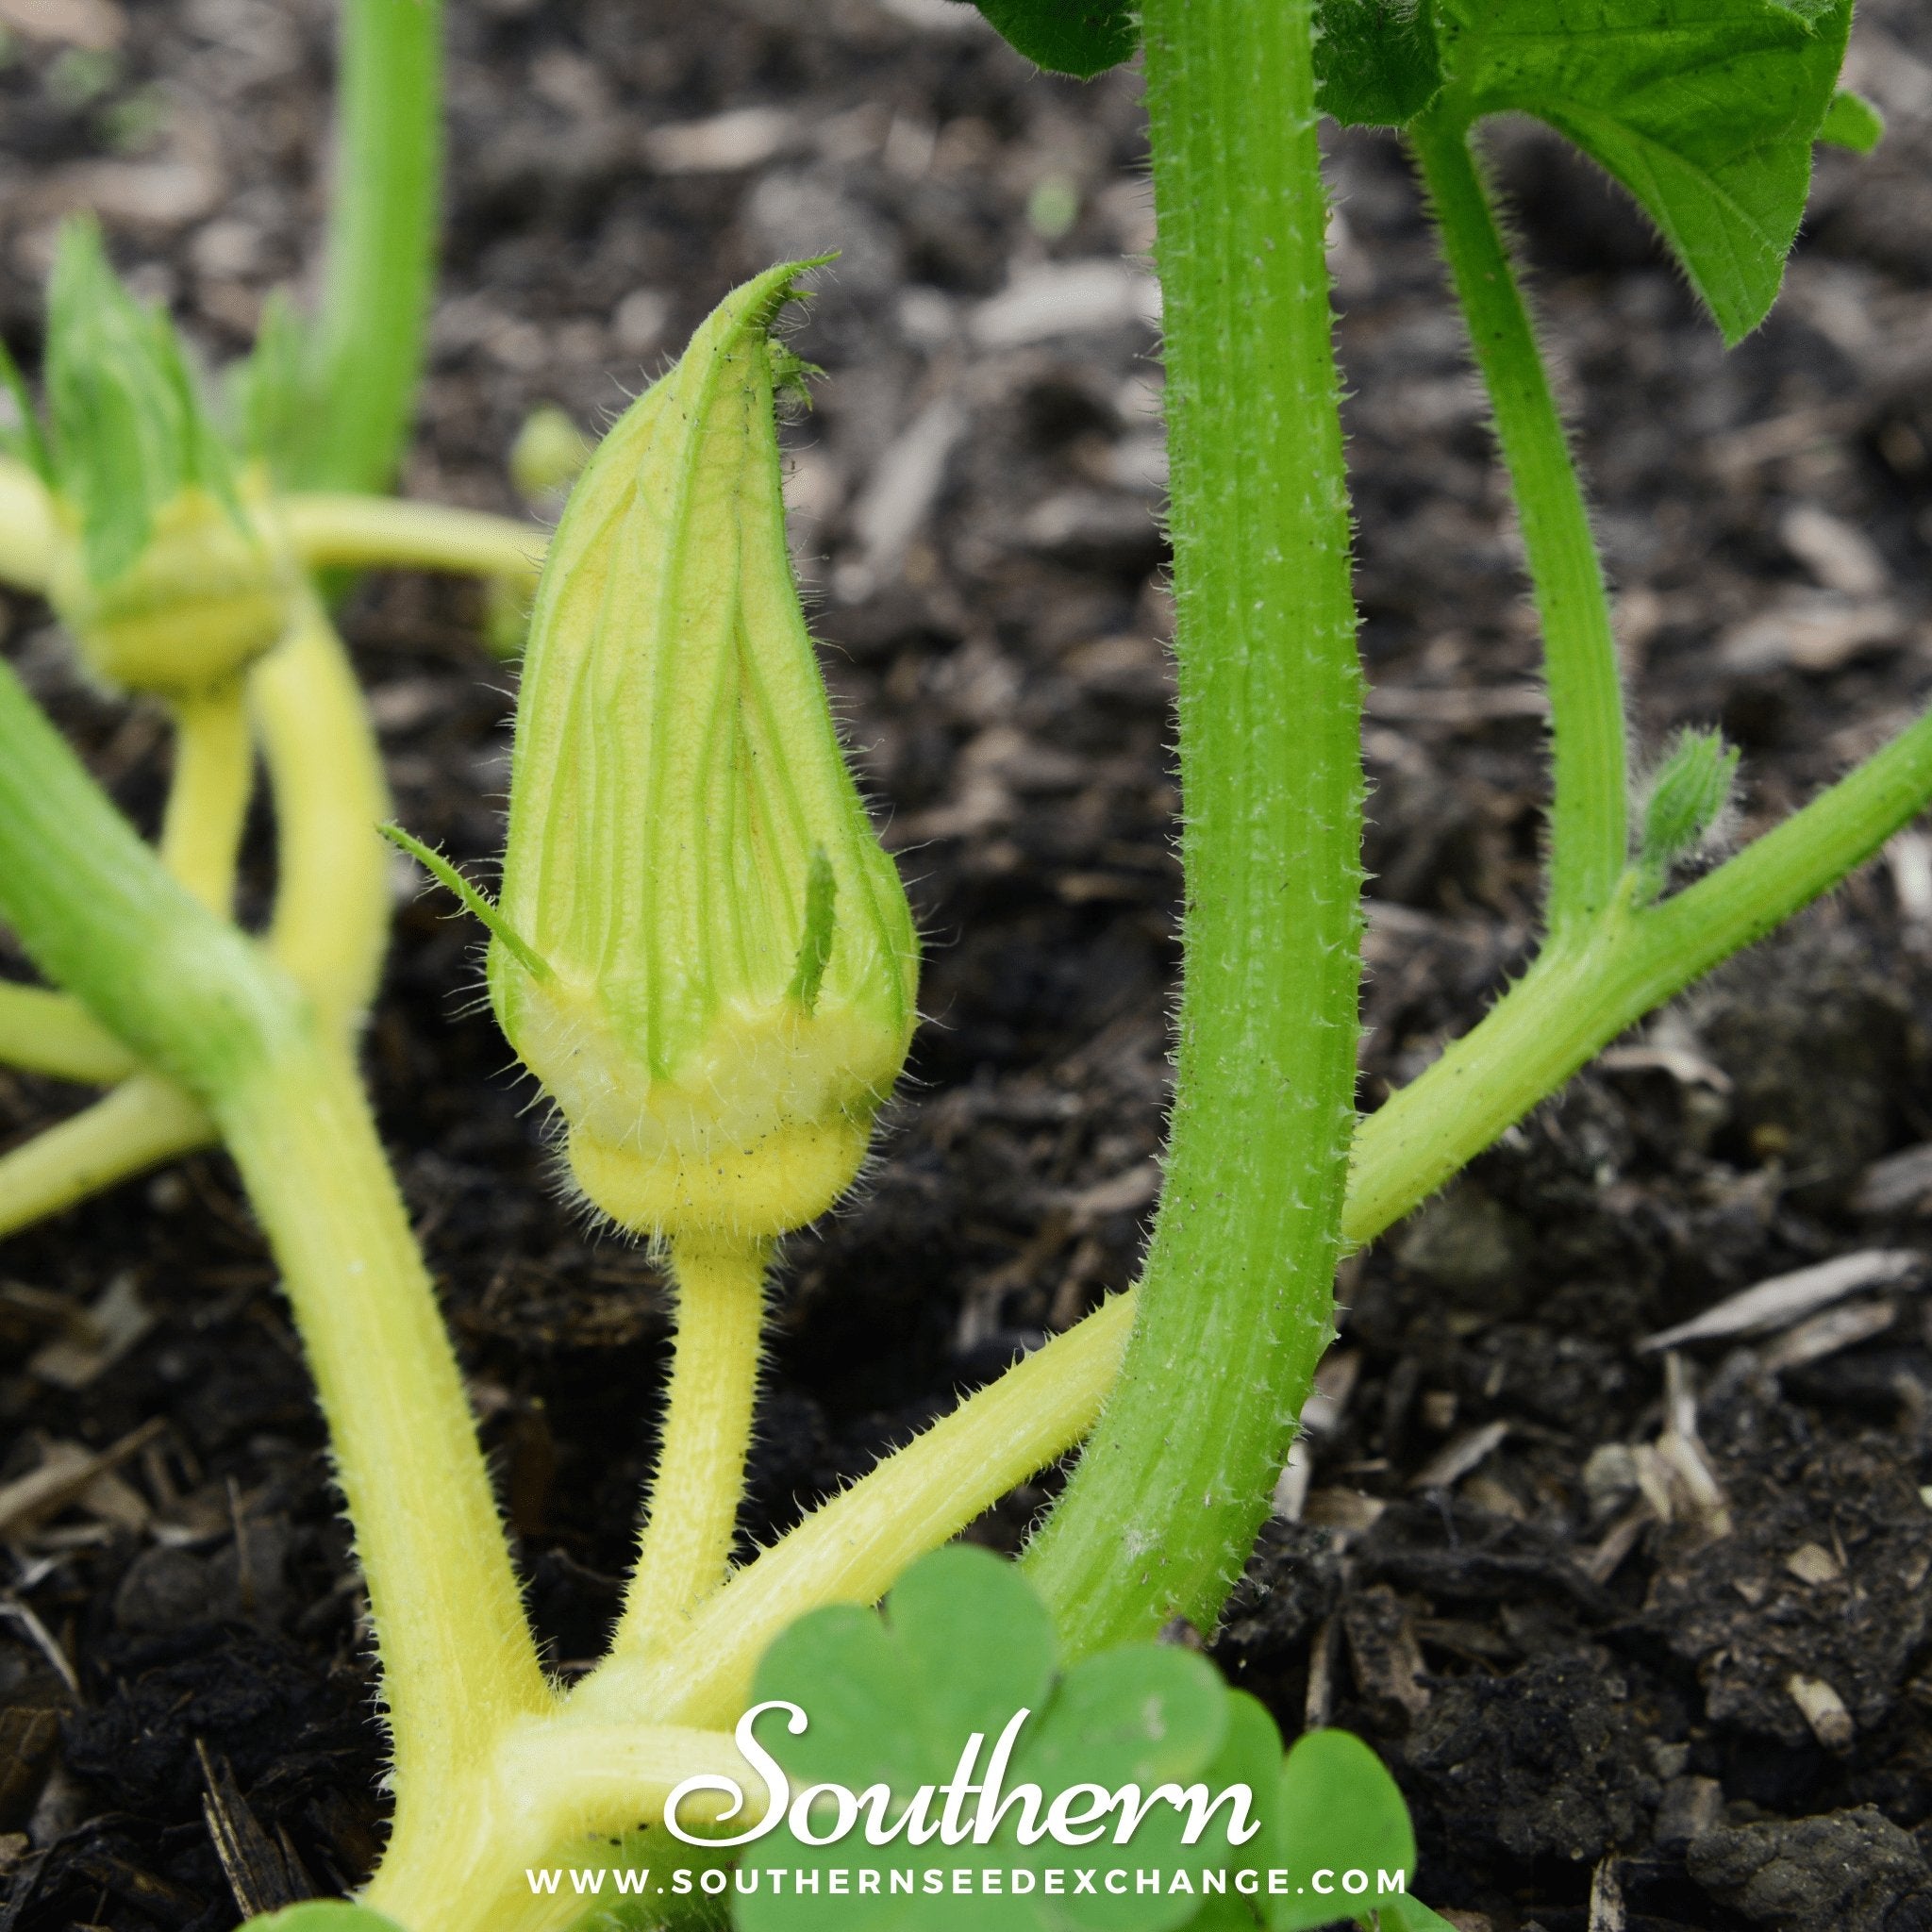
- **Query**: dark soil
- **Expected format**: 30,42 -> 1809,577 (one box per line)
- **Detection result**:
6,2 -> 1932,1927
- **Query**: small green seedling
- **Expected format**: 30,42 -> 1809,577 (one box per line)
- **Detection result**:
0,1 -> 1925,1929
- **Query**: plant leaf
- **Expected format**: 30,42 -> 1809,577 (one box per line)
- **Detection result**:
1314,0 -> 1443,127
962,0 -> 1138,79
1819,86 -> 1884,152
238,1907 -> 408,1932
43,216 -> 244,582
1268,1730 -> 1415,1930
737,1544 -> 1236,1929
1429,0 -> 1855,344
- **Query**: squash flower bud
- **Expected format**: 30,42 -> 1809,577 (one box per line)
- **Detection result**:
46,475 -> 299,696
10,219 -> 298,696
490,263 -> 920,1241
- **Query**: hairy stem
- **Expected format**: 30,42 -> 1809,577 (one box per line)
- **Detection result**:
610,1238 -> 769,1659
573,1293 -> 1135,1730
0,652 -> 542,1803
0,599 -> 390,1236
1020,0 -> 1361,1655
0,1076 -> 208,1236
221,1037 -> 553,1808
257,593 -> 392,1031
1408,107 -> 1628,935
294,0 -> 443,493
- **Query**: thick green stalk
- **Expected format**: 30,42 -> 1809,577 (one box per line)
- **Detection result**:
1022,0 -> 1362,1654
0,656 -> 544,1799
295,0 -> 443,492
1408,107 -> 1628,935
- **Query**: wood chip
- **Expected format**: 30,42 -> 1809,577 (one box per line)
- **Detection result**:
1786,1541 -> 1842,1586
1786,1673 -> 1855,1751
1408,1418 -> 1508,1491
1852,1143 -> 1932,1217
0,0 -> 124,49
1760,1298 -> 1898,1372
0,1417 -> 164,1540
1342,1585 -> 1431,1719
1641,1250 -> 1921,1352
1598,1044 -> 1733,1093
1303,1614 -> 1339,1731
0,1598 -> 76,1698
1586,1505 -> 1652,1585
196,1741 -> 311,1919
1303,1488 -> 1387,1535
1588,1859 -> 1627,1932
29,1273 -> 154,1390
1718,591 -> 1906,673
641,107 -> 800,174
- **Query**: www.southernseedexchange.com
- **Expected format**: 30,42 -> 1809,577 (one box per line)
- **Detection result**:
525,1863 -> 1412,1902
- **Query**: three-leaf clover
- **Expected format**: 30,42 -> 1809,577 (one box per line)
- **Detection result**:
737,1544 -> 1243,1930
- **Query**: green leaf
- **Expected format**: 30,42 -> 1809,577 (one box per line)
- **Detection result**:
962,0 -> 1139,79
1268,1730 -> 1415,1930
1634,725 -> 1740,901
231,287 -> 309,478
1819,86 -> 1884,152
42,215 -> 243,582
0,335 -> 52,484
1314,0 -> 1443,127
238,1907 -> 408,1932
1429,0 -> 1856,343
737,1544 -> 1237,1931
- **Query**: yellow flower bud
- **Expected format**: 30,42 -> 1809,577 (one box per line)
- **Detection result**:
47,473 -> 300,696
491,264 -> 919,1241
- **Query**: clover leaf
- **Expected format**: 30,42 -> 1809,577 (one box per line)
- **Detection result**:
961,0 -> 1138,79
736,1543 -> 1238,1930
238,1907 -> 408,1932
1175,1723 -> 1460,1932
1425,0 -> 1854,344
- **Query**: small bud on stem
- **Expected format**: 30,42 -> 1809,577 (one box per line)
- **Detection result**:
491,263 -> 919,1243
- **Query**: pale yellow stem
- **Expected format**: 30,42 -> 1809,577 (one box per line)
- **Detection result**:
609,1237 -> 769,1662
0,600 -> 390,1237
572,1290 -> 1135,1732
283,492 -> 546,587
0,1074 -> 209,1237
0,982 -> 136,1085
256,593 -> 392,1031
158,679 -> 255,915
217,1031 -> 552,1832
366,1719 -> 766,1932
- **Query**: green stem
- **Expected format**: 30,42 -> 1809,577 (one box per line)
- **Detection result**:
574,1293 -> 1135,1732
1408,107 -> 1628,936
1021,0 -> 1362,1656
0,655 -> 543,1792
1349,706 -> 1932,1242
295,0 -> 443,493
